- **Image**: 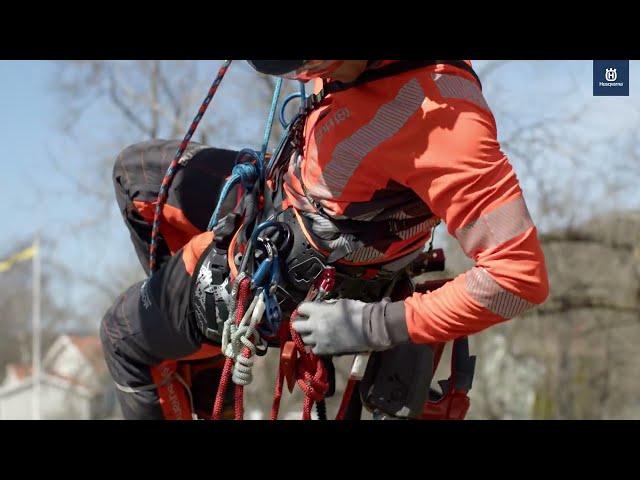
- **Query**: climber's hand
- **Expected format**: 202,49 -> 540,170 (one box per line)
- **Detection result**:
291,298 -> 410,356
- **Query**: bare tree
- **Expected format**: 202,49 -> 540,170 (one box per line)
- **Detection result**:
0,238 -> 70,381
456,61 -> 640,419
48,60 -> 294,306
45,60 -> 640,420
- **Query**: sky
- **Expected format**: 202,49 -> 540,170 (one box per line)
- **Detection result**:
1,61 -> 56,243
1,60 -> 638,325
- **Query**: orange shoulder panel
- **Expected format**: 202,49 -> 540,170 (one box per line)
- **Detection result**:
181,231 -> 215,276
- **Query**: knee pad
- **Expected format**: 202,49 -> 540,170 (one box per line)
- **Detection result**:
190,242 -> 233,342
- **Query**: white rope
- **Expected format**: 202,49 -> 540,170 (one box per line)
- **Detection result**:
221,285 -> 267,387
232,294 -> 266,386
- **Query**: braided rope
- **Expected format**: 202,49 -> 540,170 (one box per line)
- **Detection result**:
207,161 -> 258,231
149,60 -> 232,272
270,320 -> 291,420
270,310 -> 329,420
228,293 -> 265,386
289,315 -> 329,420
212,276 -> 250,420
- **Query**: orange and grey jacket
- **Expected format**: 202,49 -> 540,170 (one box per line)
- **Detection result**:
286,60 -> 549,344
176,60 -> 549,347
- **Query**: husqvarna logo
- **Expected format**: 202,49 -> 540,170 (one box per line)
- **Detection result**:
605,68 -> 617,82
594,60 -> 629,96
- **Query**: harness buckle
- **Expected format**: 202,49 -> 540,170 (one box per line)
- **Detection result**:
304,92 -> 325,112
287,256 -> 325,289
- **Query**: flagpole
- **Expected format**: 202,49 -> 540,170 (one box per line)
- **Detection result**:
31,235 -> 41,420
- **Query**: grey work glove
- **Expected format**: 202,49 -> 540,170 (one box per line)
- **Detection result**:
292,298 -> 410,356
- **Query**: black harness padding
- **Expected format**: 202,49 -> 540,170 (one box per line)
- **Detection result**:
266,207 -> 402,306
360,342 -> 435,419
430,336 -> 476,401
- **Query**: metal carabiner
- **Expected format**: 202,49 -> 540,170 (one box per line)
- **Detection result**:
279,92 -> 303,128
251,236 -> 275,289
239,220 -> 292,275
238,219 -> 277,275
267,245 -> 284,332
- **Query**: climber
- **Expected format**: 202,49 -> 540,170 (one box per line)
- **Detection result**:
100,60 -> 549,419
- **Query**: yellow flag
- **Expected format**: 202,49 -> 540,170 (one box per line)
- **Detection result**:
0,245 -> 38,273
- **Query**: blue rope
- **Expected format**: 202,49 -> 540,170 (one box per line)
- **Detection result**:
207,162 -> 258,231
259,78 -> 283,172
207,78 -> 288,248
299,80 -> 306,102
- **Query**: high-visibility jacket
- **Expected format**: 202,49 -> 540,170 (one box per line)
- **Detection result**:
279,60 -> 549,343
178,60 -> 549,345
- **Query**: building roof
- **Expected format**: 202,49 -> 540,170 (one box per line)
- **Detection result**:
6,363 -> 32,381
0,371 -> 92,398
66,335 -> 107,376
3,333 -> 108,394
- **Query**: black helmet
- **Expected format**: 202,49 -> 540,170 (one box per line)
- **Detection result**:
247,60 -> 344,81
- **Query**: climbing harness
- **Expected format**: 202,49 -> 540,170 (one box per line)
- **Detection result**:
151,60 -> 480,420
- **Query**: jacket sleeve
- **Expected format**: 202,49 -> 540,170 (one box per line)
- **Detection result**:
384,74 -> 549,345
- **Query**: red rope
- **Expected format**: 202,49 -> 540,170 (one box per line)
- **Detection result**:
212,277 -> 251,420
233,342 -> 253,420
213,267 -> 341,421
149,60 -> 232,272
270,311 -> 329,420
270,320 -> 290,420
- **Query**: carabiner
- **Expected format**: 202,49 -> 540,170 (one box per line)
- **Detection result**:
257,239 -> 283,337
239,220 -> 292,275
279,92 -> 303,128
251,237 -> 275,289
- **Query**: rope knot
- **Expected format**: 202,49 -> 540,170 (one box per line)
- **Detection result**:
231,162 -> 259,190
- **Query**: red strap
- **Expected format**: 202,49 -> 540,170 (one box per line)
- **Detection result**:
335,379 -> 358,420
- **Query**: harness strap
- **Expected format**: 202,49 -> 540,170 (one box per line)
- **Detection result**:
442,336 -> 476,394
